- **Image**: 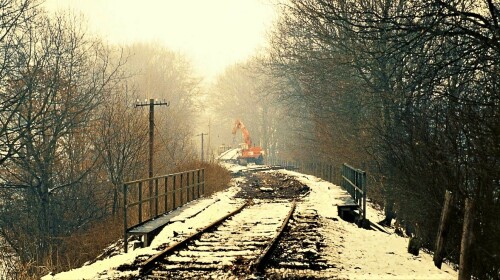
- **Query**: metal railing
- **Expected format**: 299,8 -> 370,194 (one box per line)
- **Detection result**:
266,158 -> 340,184
123,169 -> 205,250
341,163 -> 367,223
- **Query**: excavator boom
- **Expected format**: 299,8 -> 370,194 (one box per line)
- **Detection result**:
232,119 -> 252,147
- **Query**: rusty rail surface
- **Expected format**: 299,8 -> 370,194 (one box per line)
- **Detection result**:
138,200 -> 296,278
139,200 -> 249,275
252,200 -> 297,272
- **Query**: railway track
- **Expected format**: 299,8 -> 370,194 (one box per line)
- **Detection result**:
139,199 -> 296,279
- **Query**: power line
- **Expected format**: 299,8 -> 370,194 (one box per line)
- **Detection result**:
134,98 -> 169,178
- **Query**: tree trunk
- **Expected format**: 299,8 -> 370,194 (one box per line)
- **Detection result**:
38,184 -> 51,265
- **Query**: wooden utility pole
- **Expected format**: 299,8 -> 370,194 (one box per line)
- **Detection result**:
197,133 -> 208,161
208,118 -> 211,161
434,190 -> 454,268
459,198 -> 475,280
135,99 -> 168,214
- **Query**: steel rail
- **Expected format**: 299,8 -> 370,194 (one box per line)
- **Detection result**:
252,200 -> 297,272
139,200 -> 249,275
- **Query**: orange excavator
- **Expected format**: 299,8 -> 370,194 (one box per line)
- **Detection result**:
232,119 -> 264,165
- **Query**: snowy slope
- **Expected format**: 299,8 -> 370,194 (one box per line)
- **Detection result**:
43,168 -> 457,279
215,147 -> 241,161
281,170 -> 457,279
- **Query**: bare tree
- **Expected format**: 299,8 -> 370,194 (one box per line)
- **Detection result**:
0,12 -> 122,269
268,0 -> 499,277
0,0 -> 39,165
94,83 -> 148,215
123,43 -> 200,172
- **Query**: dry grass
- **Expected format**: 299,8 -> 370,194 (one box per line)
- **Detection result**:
175,161 -> 232,196
10,161 -> 231,279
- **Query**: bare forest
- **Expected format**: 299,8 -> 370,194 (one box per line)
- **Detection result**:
210,0 -> 499,278
0,0 -> 498,279
0,1 -> 208,277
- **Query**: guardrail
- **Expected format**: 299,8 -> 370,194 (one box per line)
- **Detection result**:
123,169 -> 205,250
341,163 -> 367,223
266,158 -> 340,184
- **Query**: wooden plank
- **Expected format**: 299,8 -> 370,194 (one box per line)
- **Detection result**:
128,199 -> 220,234
128,215 -> 172,234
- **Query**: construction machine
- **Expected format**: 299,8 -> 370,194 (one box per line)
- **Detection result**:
232,119 -> 264,165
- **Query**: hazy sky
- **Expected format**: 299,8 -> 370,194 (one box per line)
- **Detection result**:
43,0 -> 278,80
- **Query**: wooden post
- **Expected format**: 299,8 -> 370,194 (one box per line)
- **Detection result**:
408,236 -> 421,256
434,190 -> 454,269
459,198 -> 474,280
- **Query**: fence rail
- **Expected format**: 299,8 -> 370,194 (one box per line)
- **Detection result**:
341,163 -> 367,223
123,169 -> 205,248
266,158 -> 340,184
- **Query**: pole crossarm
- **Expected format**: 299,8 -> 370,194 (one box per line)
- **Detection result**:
134,99 -> 169,108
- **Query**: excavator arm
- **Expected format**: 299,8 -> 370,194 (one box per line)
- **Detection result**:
232,119 -> 252,147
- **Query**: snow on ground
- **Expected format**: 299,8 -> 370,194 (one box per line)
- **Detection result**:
280,169 -> 457,279
44,166 -> 457,279
42,183 -> 245,280
216,148 -> 241,161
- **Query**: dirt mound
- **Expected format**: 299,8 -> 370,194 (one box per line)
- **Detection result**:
235,172 -> 309,199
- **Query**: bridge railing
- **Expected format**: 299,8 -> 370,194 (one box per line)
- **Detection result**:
123,169 -> 205,243
341,163 -> 367,223
266,158 -> 340,184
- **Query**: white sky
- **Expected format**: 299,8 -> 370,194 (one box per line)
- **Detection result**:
43,0 -> 278,80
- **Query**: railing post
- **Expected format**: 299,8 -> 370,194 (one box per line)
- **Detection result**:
197,169 -> 201,198
123,184 -> 128,253
362,171 -> 367,222
202,168 -> 205,195
192,170 -> 195,200
356,170 -> 360,204
186,172 -> 190,202
164,177 -> 168,212
155,179 -> 159,218
172,175 -> 176,209
180,173 -> 184,204
138,182 -> 143,224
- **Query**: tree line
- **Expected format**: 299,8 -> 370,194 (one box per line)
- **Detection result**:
170,0 -> 499,277
0,1 -> 202,277
262,0 -> 498,278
